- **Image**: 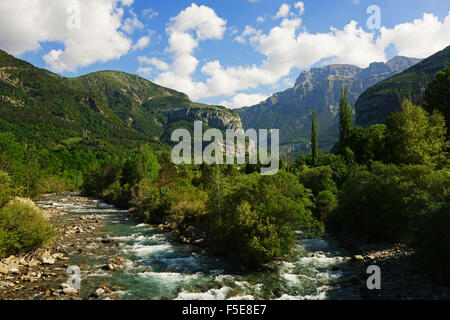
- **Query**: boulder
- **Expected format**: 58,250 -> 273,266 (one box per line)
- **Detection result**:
42,258 -> 56,265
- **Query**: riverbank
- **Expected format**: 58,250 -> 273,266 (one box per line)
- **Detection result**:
0,196 -> 123,300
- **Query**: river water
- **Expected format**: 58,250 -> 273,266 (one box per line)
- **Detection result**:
36,194 -> 362,300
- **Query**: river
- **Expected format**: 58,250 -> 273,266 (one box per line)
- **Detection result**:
35,194 -> 363,300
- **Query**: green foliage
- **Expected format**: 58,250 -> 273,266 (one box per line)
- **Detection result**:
425,66 -> 450,139
207,171 -> 323,266
297,166 -> 338,221
339,86 -> 354,146
295,153 -> 350,186
131,179 -> 173,223
330,163 -> 450,243
298,166 -> 337,196
0,171 -> 14,207
0,200 -> 56,258
356,45 -> 450,127
386,100 -> 447,166
316,191 -> 338,222
413,200 -> 450,282
346,125 -> 387,164
311,107 -> 319,166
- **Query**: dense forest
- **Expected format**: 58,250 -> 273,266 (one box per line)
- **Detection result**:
0,63 -> 449,283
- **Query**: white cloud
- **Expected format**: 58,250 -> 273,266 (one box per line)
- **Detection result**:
234,26 -> 262,44
137,66 -> 153,78
139,56 -> 170,71
142,8 -> 159,19
151,4 -> 227,99
0,0 -> 134,73
274,4 -> 291,19
147,6 -> 450,107
257,16 -> 265,23
132,36 -> 150,51
377,12 -> 450,58
294,2 -> 305,16
121,9 -> 144,34
220,93 -> 269,109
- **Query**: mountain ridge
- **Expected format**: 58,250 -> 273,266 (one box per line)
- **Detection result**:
236,56 -> 421,153
356,45 -> 450,128
0,49 -> 242,149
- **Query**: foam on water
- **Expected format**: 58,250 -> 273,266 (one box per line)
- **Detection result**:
175,287 -> 231,300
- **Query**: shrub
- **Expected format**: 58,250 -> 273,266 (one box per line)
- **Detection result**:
0,200 -> 56,258
131,179 -> 173,223
316,190 -> 338,222
298,166 -> 337,196
330,163 -> 450,243
207,171 -> 323,267
413,202 -> 450,282
386,100 -> 447,166
0,171 -> 14,207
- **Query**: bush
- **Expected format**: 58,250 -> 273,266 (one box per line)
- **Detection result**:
316,190 -> 338,222
298,166 -> 337,196
386,100 -> 447,166
329,163 -> 450,243
207,171 -> 323,267
295,153 -> 349,186
131,179 -> 173,223
0,200 -> 56,258
413,202 -> 450,282
297,166 -> 338,221
0,171 -> 14,207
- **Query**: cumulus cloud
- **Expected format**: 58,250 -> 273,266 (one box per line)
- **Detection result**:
295,2 -> 305,16
0,0 -> 134,73
132,36 -> 150,51
377,12 -> 450,58
274,4 -> 291,19
151,4 -> 227,99
121,9 -> 144,34
149,2 -> 450,108
142,8 -> 159,20
220,93 -> 269,109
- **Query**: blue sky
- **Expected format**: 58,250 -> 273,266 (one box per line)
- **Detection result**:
1,0 -> 449,108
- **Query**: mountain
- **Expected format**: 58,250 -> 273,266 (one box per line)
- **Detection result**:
0,49 -> 147,150
236,56 -> 421,153
0,49 -> 242,151
356,45 -> 450,128
63,71 -> 242,142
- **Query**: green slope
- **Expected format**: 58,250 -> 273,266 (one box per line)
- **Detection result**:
63,71 -> 243,143
356,45 -> 450,127
0,50 -> 149,150
0,49 -> 242,152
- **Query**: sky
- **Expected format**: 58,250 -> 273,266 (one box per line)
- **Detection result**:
0,0 -> 449,109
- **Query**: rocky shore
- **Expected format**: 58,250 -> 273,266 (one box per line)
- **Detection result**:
334,237 -> 450,300
0,196 -> 125,300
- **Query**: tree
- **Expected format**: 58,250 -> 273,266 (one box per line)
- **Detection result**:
386,99 -> 447,166
425,67 -> 450,140
339,86 -> 354,146
311,107 -> 319,166
346,124 -> 388,164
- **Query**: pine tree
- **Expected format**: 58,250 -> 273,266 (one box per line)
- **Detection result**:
339,86 -> 354,145
311,107 -> 319,166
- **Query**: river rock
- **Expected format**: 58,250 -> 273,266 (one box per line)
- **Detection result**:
63,287 -> 78,295
92,288 -> 105,298
42,258 -> 56,265
352,255 -> 365,262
